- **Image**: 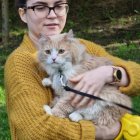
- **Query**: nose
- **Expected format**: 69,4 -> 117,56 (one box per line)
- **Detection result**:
47,9 -> 57,18
52,58 -> 56,62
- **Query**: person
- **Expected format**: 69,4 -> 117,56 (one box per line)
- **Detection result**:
4,0 -> 140,139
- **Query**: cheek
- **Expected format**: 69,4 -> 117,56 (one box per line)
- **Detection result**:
59,16 -> 67,31
46,56 -> 53,64
27,15 -> 43,35
56,55 -> 64,63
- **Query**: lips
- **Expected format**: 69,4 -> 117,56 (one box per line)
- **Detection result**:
46,23 -> 59,26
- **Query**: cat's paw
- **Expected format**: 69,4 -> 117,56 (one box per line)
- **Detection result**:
43,105 -> 52,115
42,78 -> 52,87
69,112 -> 83,122
52,110 -> 66,118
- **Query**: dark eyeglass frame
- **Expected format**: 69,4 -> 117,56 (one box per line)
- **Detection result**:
24,3 -> 69,17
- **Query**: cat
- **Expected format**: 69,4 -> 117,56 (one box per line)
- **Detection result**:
37,30 -> 132,126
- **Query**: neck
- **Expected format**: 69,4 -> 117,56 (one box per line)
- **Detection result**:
28,31 -> 40,49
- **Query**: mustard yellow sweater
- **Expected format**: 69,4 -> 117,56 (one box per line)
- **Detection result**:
5,34 -> 140,140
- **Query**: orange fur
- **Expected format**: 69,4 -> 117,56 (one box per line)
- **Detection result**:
37,30 -> 132,127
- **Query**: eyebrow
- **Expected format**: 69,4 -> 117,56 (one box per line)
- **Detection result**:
55,0 -> 67,4
32,0 -> 67,6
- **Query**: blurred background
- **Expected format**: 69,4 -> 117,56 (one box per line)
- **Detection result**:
0,0 -> 140,139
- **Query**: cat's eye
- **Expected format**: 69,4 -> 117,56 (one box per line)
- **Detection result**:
45,49 -> 51,54
58,49 -> 65,54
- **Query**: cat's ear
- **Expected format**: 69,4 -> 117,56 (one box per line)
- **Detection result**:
71,43 -> 86,64
38,34 -> 51,49
63,29 -> 74,41
67,29 -> 74,38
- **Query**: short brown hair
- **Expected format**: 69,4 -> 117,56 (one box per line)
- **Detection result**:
15,0 -> 27,8
15,0 -> 68,8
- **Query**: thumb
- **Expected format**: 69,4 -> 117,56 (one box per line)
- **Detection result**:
69,74 -> 84,82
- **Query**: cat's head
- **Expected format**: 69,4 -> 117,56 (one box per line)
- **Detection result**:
38,30 -> 86,68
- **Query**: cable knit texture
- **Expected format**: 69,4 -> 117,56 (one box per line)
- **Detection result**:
5,34 -> 140,140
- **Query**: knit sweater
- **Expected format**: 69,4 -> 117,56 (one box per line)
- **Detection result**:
5,34 -> 140,140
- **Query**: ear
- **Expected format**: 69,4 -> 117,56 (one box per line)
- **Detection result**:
71,43 -> 86,64
38,35 -> 51,49
67,29 -> 74,38
18,8 -> 27,23
63,29 -> 74,41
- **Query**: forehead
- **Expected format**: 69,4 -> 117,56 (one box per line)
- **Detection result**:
27,0 -> 67,5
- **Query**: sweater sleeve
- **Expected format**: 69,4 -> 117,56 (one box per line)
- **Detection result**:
79,39 -> 140,96
5,51 -> 95,140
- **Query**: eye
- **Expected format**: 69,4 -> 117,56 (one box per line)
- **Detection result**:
34,5 -> 47,11
55,5 -> 64,10
58,49 -> 65,54
45,49 -> 51,54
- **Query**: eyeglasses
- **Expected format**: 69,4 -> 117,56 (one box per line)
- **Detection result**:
24,3 -> 69,18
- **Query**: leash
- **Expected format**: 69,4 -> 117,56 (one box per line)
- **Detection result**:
60,75 -> 140,115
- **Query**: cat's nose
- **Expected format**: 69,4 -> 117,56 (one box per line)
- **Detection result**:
52,58 -> 56,62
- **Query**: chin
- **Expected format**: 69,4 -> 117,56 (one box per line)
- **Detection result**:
49,30 -> 61,36
42,28 -> 62,36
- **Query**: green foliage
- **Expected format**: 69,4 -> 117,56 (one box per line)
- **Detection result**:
0,50 -> 11,140
109,43 -> 140,113
132,96 -> 140,113
0,105 -> 11,140
111,43 -> 140,63
0,61 -> 10,139
0,87 -> 5,104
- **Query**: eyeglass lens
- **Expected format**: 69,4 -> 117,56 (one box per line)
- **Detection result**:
34,4 -> 69,18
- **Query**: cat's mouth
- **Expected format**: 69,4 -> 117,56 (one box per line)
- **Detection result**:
51,62 -> 59,65
51,62 -> 64,68
52,62 -> 57,64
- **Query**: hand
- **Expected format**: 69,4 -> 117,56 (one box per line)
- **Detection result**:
95,121 -> 121,140
69,66 -> 113,108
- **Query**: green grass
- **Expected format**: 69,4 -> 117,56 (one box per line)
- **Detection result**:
110,43 -> 140,63
109,43 -> 140,113
0,45 -> 12,140
0,66 -> 10,140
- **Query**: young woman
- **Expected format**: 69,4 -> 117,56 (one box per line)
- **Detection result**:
5,0 -> 140,139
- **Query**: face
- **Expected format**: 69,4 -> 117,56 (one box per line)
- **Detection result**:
19,0 -> 68,41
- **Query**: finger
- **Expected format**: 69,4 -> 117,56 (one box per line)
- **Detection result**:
68,80 -> 85,100
66,91 -> 75,100
87,90 -> 100,107
70,77 -> 84,100
70,94 -> 83,107
87,99 -> 95,107
94,91 -> 100,96
70,83 -> 87,106
69,73 -> 84,83
76,97 -> 90,108
76,86 -> 95,108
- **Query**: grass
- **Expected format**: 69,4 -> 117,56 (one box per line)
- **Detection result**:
109,43 -> 140,114
109,43 -> 140,63
0,73 -> 10,139
0,48 -> 11,140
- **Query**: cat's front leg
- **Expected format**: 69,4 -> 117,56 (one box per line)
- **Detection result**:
43,105 -> 52,115
69,112 -> 83,122
42,78 -> 52,87
51,98 -> 74,118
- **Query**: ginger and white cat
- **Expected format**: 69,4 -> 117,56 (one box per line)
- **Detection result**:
37,30 -> 132,126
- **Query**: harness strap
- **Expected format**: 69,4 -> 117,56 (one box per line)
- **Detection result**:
59,74 -> 140,115
64,86 -> 140,115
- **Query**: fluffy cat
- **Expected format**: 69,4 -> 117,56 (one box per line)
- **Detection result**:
37,30 -> 132,126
